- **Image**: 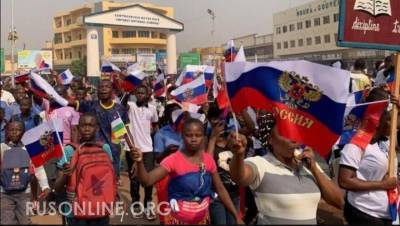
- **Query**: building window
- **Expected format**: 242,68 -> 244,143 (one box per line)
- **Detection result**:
297,22 -> 303,30
323,16 -> 330,24
334,33 -> 338,41
282,26 -> 287,33
306,37 -> 312,46
78,34 -> 82,40
78,51 -> 82,59
121,48 -> 135,54
314,17 -> 321,26
138,48 -> 151,54
305,20 -> 311,28
283,41 -> 288,49
276,27 -> 281,34
111,49 -> 120,54
298,39 -> 304,47
160,33 -> 166,39
54,33 -> 62,44
324,34 -> 331,43
289,24 -> 295,32
290,40 -> 295,48
66,19 -> 71,25
138,31 -> 150,38
69,52 -> 72,59
151,31 -> 158,39
65,36 -> 71,43
334,13 -> 339,22
315,36 -> 321,44
122,31 -> 136,38
277,43 -> 281,49
112,31 -> 119,38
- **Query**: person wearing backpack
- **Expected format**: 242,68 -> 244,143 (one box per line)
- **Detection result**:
0,120 -> 50,225
55,112 -> 115,225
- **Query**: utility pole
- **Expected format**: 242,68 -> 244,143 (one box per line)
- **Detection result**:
8,0 -> 17,88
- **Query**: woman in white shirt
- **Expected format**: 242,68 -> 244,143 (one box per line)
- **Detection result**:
229,111 -> 344,224
339,87 -> 398,225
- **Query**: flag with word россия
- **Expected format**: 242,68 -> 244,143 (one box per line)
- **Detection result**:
225,60 -> 350,158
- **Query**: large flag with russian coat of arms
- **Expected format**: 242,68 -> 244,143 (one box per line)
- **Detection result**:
225,60 -> 351,158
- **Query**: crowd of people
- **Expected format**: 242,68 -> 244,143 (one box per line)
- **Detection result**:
0,55 -> 399,225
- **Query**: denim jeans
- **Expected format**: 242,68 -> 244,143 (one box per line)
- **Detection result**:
209,194 -> 240,225
0,192 -> 31,225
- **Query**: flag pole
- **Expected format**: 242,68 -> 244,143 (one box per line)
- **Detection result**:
50,118 -> 68,163
388,52 -> 400,177
220,61 -> 240,140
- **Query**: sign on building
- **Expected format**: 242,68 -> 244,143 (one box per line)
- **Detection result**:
0,48 -> 4,73
179,53 -> 200,69
137,53 -> 156,72
337,0 -> 400,50
17,50 -> 53,69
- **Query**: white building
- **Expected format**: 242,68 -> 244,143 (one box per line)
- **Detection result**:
273,0 -> 391,70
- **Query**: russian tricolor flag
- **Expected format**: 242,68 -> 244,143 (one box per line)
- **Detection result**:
388,188 -> 399,221
30,72 -> 69,107
171,109 -> 206,132
15,72 -> 30,84
176,65 -> 207,86
348,100 -> 388,150
338,90 -> 366,146
225,61 -> 351,158
101,60 -> 121,73
58,69 -> 74,85
153,73 -> 165,97
386,70 -> 395,92
224,40 -> 237,63
171,74 -> 208,105
21,118 -> 64,167
121,63 -> 146,92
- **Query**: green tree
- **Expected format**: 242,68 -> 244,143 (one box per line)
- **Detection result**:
70,57 -> 86,77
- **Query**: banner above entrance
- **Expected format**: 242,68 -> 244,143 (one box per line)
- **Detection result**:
84,4 -> 184,31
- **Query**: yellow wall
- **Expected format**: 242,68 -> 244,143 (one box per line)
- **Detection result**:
52,1 -> 174,68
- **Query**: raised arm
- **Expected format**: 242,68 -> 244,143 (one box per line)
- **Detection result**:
302,148 -> 344,209
131,147 -> 168,187
228,133 -> 255,187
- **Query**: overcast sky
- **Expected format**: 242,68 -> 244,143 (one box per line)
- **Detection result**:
1,0 -> 312,54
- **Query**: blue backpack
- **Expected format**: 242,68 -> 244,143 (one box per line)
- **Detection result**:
0,146 -> 32,192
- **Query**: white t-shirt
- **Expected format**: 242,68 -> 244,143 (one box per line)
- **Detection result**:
340,142 -> 396,219
127,101 -> 158,153
1,90 -> 15,105
374,69 -> 387,87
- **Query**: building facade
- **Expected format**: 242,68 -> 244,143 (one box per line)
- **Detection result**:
232,34 -> 274,62
273,0 -> 391,70
52,1 -> 174,70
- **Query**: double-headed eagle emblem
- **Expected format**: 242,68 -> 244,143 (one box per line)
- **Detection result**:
278,71 -> 322,109
39,130 -> 55,149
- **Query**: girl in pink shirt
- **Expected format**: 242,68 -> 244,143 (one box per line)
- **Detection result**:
131,118 -> 243,224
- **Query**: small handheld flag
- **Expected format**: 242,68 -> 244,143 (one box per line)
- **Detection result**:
58,69 -> 74,85
111,114 -> 128,143
101,60 -> 121,73
171,74 -> 208,105
21,118 -> 64,167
